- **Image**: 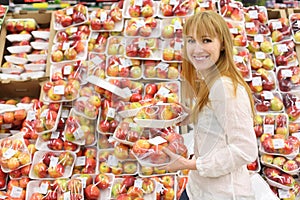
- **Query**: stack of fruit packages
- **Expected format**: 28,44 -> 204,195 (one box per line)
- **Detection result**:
1,18 -> 49,80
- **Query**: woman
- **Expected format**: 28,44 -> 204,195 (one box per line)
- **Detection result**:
160,11 -> 258,200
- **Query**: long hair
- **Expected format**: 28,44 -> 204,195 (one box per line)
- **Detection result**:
181,11 -> 255,122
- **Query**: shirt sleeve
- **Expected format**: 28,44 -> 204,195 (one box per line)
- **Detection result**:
195,78 -> 258,177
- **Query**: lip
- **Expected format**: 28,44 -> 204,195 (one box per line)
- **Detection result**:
193,55 -> 209,61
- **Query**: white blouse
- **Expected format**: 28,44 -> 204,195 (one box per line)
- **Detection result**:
186,77 -> 258,200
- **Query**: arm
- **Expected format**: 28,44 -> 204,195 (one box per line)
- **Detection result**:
195,79 -> 258,177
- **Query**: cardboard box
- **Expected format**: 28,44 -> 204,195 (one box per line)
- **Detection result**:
267,9 -> 287,19
0,10 -> 55,79
0,79 -> 41,99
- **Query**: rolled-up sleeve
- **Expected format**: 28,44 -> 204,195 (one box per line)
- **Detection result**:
195,79 -> 258,177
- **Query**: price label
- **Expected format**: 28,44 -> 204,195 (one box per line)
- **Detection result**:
155,182 -> 165,193
296,101 -> 300,109
199,2 -> 209,8
61,109 -> 69,118
0,196 -> 7,199
120,58 -> 132,68
174,20 -> 182,30
263,124 -> 274,134
51,131 -> 60,139
70,27 -> 78,33
135,20 -> 146,29
107,155 -> 118,167
297,20 -> 300,28
157,86 -> 170,96
229,2 -> 238,8
91,32 -> 98,39
252,76 -> 262,86
148,136 -> 167,145
54,85 -> 65,95
91,55 -> 103,65
255,51 -> 266,59
170,0 -> 178,5
272,139 -> 285,149
107,107 -> 116,118
276,44 -> 288,52
134,0 -> 143,7
233,55 -> 243,63
278,189 -> 290,198
174,41 -> 182,50
75,156 -> 86,166
129,122 -> 138,128
254,35 -> 264,42
39,183 -> 49,194
3,148 -> 17,159
49,156 -> 59,168
134,179 -> 143,189
138,40 -> 146,49
26,110 -> 36,121
78,177 -> 87,188
262,91 -> 274,100
292,132 -> 300,140
245,22 -> 255,28
271,21 -> 282,29
64,191 -> 71,200
40,108 -> 49,118
156,62 -> 169,71
63,65 -> 73,75
281,69 -> 293,77
248,10 -> 258,19
62,42 -> 70,51
1,124 -> 12,129
74,127 -> 84,140
100,11 -> 108,22
10,186 -> 22,198
66,8 -> 73,15
122,87 -> 132,98
229,28 -> 238,34
108,136 -> 115,143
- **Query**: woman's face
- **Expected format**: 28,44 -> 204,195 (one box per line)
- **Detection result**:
186,34 -> 222,75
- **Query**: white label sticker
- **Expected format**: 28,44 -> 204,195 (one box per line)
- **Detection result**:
170,0 -> 178,5
61,109 -> 69,118
296,101 -> 300,109
272,21 -> 282,29
138,40 -> 146,49
174,20 -> 182,30
79,177 -> 87,188
53,85 -> 65,95
26,110 -> 36,121
245,22 -> 255,28
230,28 -> 238,34
49,156 -> 59,168
262,91 -> 274,100
62,42 -> 70,51
174,41 -> 182,50
292,132 -> 300,140
281,69 -> 293,77
75,156 -> 86,166
66,8 -> 73,15
1,124 -> 12,129
108,136 -> 115,143
40,108 -> 49,118
100,11 -> 108,22
74,127 -> 84,140
91,32 -> 98,39
3,148 -> 17,159
64,191 -> 71,200
255,52 -> 266,59
135,20 -> 146,29
157,86 -> 170,96
0,196 -> 7,199
148,136 -> 167,145
272,139 -> 285,149
233,55 -> 244,63
51,131 -> 60,139
156,62 -> 169,71
278,189 -> 290,198
107,155 -> 119,167
155,182 -> 165,193
297,20 -> 300,28
134,179 -> 143,189
107,107 -> 116,118
122,87 -> 132,98
249,10 -> 258,19
254,35 -> 264,42
263,124 -> 274,134
63,65 -> 73,75
91,55 -> 103,65
134,0 -> 143,6
277,44 -> 288,53
120,58 -> 132,68
199,2 -> 209,8
10,186 -> 22,198
252,76 -> 262,86
39,183 -> 49,194
70,27 -> 78,33
129,122 -> 138,128
229,2 -> 238,8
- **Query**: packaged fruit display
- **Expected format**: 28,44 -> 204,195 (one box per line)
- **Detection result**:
31,29 -> 51,41
50,40 -> 88,63
88,32 -> 109,53
249,52 -> 275,71
162,38 -> 183,62
113,121 -> 145,145
8,164 -> 31,179
268,18 -> 291,42
132,129 -> 187,166
253,91 -> 284,113
143,61 -> 180,80
73,94 -> 101,119
0,107 -> 29,132
289,13 -> 300,44
63,108 -> 97,146
244,5 -> 268,24
116,99 -> 156,118
260,133 -> 299,159
248,68 -> 276,93
277,66 -> 300,93
176,176 -> 188,200
123,0 -> 159,18
26,178 -> 84,200
5,178 -> 28,199
273,39 -> 298,67
54,4 -> 89,30
247,35 -> 273,54
0,132 -> 31,173
98,133 -> 115,149
110,177 -> 156,199
153,174 -> 177,200
0,5 -> 8,25
124,17 -> 161,38
226,20 -> 248,47
194,0 -> 217,13
106,36 -> 125,56
97,101 -> 121,135
246,158 -> 261,173
220,1 -> 244,22
54,24 -> 91,43
73,146 -> 98,174
233,47 -> 251,81
160,17 -> 185,39
144,81 -> 181,103
125,37 -> 162,60
5,18 -> 37,34
282,92 -> 300,121
106,56 -> 143,79
263,167 -> 297,190
72,173 -> 115,200
158,0 -> 194,18
29,150 -> 76,179
90,7 -> 124,32
97,149 -> 138,176
138,163 -> 178,177
261,154 -> 300,175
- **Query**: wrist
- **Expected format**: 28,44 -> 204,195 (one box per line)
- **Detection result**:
186,159 -> 197,170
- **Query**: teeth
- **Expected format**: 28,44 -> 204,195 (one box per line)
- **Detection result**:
194,56 -> 208,61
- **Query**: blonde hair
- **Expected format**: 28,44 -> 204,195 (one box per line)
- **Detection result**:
181,11 -> 255,122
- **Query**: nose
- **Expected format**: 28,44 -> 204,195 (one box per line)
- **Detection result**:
193,42 -> 204,53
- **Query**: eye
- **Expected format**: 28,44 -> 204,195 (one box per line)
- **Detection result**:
203,38 -> 212,43
187,38 -> 196,43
